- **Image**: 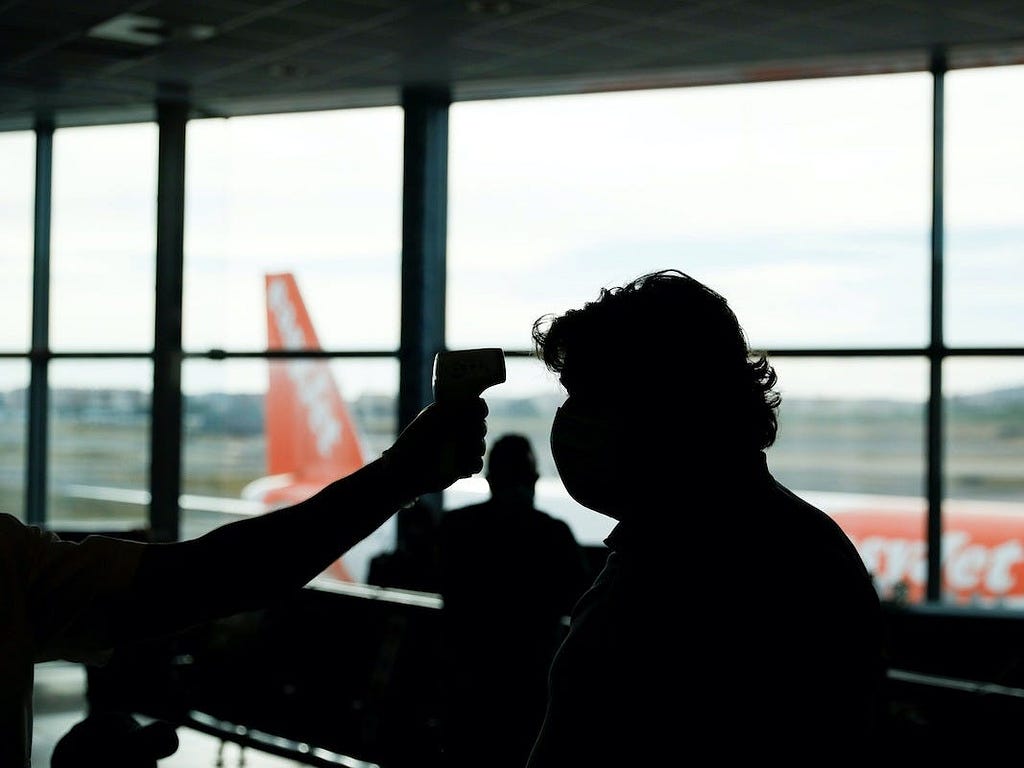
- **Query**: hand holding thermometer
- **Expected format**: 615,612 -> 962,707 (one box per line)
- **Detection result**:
382,349 -> 505,500
428,348 -> 505,485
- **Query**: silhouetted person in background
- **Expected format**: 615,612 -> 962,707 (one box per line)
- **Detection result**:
367,499 -> 441,593
437,434 -> 591,768
1,399 -> 487,767
525,270 -> 887,766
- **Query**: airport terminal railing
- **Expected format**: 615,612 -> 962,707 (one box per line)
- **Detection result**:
87,581 -> 448,767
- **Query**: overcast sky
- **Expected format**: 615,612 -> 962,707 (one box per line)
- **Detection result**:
1,65 -> 1021,401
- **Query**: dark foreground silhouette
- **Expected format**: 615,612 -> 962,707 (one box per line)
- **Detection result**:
1,400 -> 487,767
438,434 -> 592,768
524,270 -> 888,766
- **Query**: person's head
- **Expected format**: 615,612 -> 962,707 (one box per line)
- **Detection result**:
485,433 -> 540,509
532,269 -> 780,517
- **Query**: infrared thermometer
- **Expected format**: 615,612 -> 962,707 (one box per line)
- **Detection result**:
432,348 -> 507,402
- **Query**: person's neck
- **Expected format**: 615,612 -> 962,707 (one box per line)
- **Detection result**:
489,491 -> 535,512
644,450 -> 768,500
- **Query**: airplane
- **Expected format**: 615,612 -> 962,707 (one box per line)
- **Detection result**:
61,272 -> 1024,607
444,480 -> 1024,609
825,494 -> 1024,608
239,272 -> 369,582
64,272 -> 384,586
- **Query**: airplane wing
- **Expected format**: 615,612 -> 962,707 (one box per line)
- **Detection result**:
64,483 -> 267,516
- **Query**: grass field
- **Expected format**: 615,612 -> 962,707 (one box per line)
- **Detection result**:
0,390 -> 1021,527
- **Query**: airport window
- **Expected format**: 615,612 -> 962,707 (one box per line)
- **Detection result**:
448,73 -> 942,601
946,359 -> 1024,502
10,63 -> 1024,602
0,362 -> 29,521
933,63 -> 1024,607
770,358 -> 929,602
179,107 -> 404,579
0,130 -> 34,352
183,108 -> 403,352
443,356 -> 617,549
47,360 -> 152,530
944,359 -> 1024,606
771,358 -> 929,496
181,358 -> 399,582
448,73 -> 931,351
946,64 -> 1024,347
50,124 -> 157,351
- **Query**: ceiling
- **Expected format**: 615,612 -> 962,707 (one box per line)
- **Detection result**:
2,0 -> 1024,130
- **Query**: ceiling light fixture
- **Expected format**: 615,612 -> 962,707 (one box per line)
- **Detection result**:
88,13 -> 216,47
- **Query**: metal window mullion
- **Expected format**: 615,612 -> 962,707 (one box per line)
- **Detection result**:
926,52 -> 947,603
25,118 -> 53,526
398,86 -> 450,520
150,96 -> 188,542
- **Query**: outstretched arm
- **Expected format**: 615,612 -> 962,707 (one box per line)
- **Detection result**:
114,400 -> 487,641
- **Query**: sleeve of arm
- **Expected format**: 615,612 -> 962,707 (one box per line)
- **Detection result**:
24,527 -> 145,664
113,457 -> 412,643
17,458 -> 406,658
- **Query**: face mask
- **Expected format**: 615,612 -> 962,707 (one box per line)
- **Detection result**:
550,404 -> 630,519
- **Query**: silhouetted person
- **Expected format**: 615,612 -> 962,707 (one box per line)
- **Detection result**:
437,434 -> 591,768
1,399 -> 487,767
367,499 -> 441,593
525,270 -> 887,766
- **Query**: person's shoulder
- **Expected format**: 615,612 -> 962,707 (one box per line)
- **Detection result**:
0,513 -> 25,555
0,512 -> 24,531
767,480 -> 876,580
0,512 -> 28,528
533,508 -> 573,530
0,512 -> 50,547
770,481 -> 846,533
528,508 -> 580,541
769,482 -> 850,541
441,501 -> 491,517
439,502 -> 492,529
770,481 -> 824,514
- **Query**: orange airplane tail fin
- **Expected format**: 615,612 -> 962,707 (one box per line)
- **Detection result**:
264,273 -> 366,484
260,272 -> 368,582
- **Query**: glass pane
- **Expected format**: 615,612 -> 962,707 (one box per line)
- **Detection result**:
444,356 -> 617,547
51,124 -> 157,350
0,362 -> 29,520
48,361 -> 152,531
184,108 -> 402,352
449,73 -> 931,351
947,65 -> 1024,347
945,359 -> 1024,608
182,358 -> 398,584
0,131 -> 33,351
769,358 -> 928,603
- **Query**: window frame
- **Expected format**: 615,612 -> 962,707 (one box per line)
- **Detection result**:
8,57 -> 1024,606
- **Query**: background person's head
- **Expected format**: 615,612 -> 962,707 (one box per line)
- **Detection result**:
532,269 -> 780,514
485,433 -> 540,509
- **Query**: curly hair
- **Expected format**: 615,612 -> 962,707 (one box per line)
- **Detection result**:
532,269 -> 781,451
